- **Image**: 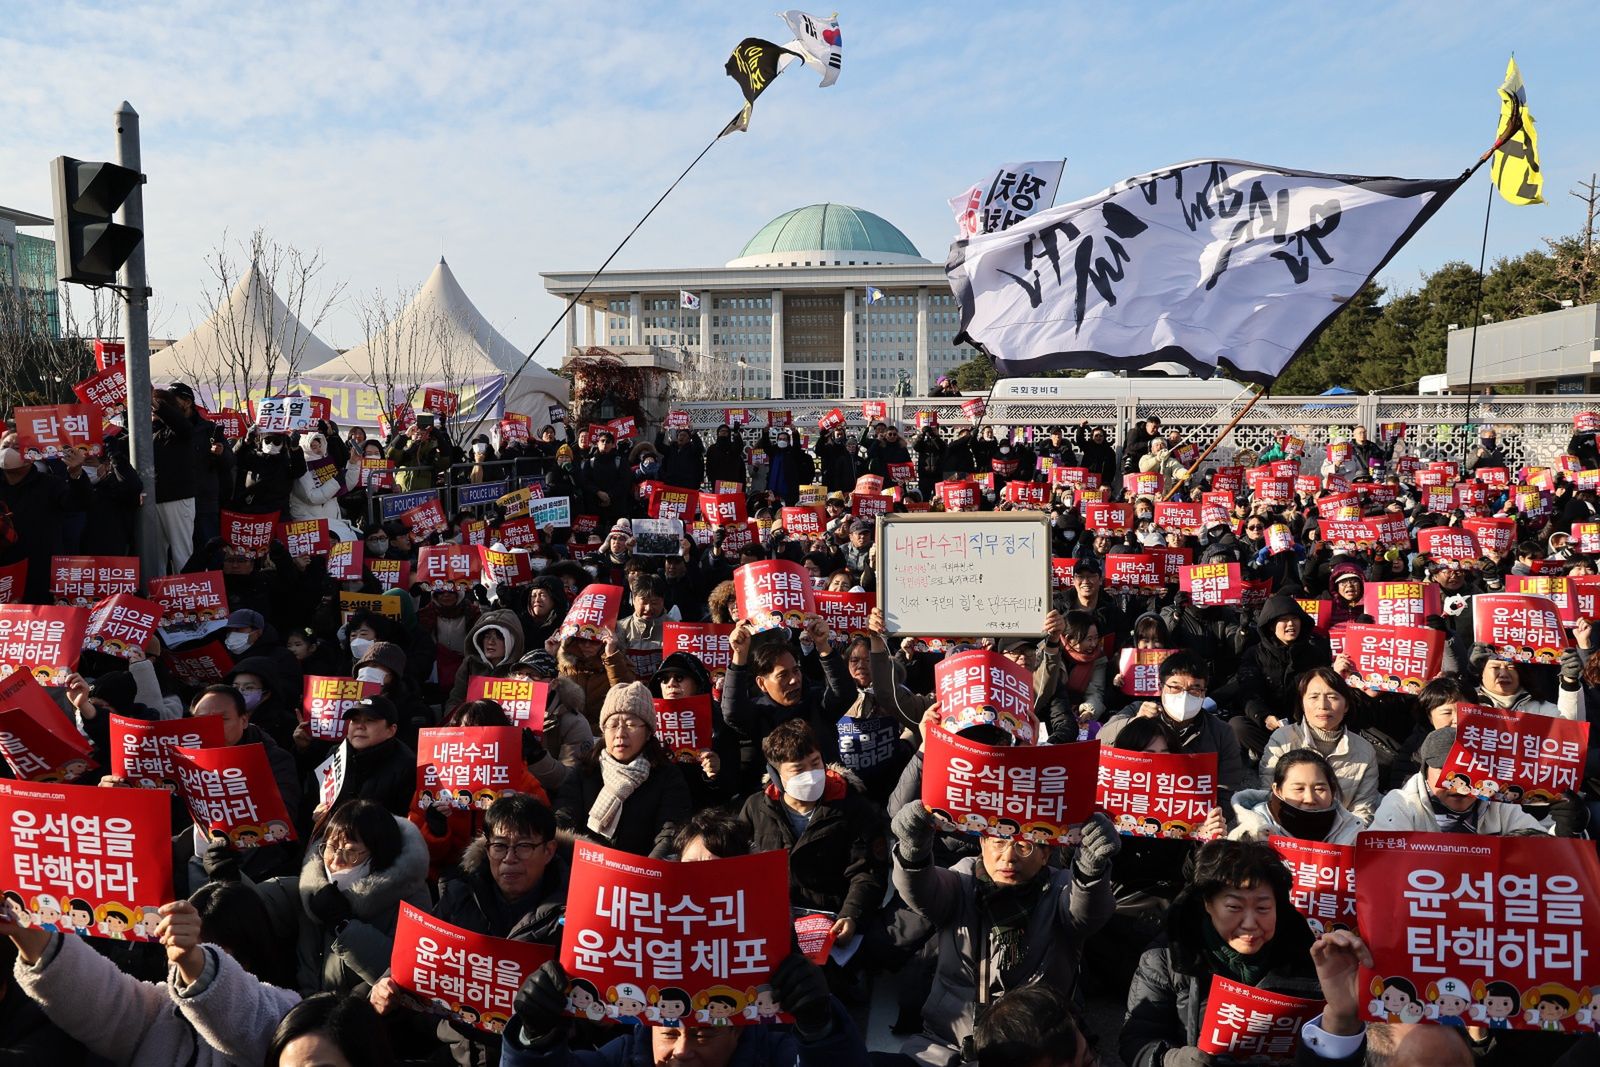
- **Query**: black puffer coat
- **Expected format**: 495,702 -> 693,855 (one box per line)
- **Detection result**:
1212,595 -> 1331,730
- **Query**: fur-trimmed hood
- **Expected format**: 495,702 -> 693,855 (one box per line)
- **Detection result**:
298,814 -> 431,923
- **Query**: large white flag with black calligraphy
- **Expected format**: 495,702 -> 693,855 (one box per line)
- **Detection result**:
946,159 -> 1467,385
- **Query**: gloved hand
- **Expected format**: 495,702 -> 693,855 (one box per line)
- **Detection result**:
891,801 -> 935,868
200,840 -> 242,883
1559,646 -> 1585,686
1162,1047 -> 1213,1066
307,883 -> 353,929
522,727 -> 548,765
514,959 -> 571,1040
423,804 -> 449,838
1073,812 -> 1122,880
770,951 -> 832,1037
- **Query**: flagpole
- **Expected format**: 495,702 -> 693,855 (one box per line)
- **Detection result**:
1163,388 -> 1269,501
1460,180 -> 1495,459
865,294 -> 872,397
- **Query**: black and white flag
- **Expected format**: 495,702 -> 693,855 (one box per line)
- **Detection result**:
947,159 -> 1466,385
779,10 -> 842,88
949,160 -> 1065,238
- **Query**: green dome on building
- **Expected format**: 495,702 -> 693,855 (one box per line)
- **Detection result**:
728,204 -> 926,267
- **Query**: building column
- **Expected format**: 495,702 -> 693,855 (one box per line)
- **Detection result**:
564,304 -> 578,357
841,288 -> 857,399
698,290 -> 711,360
915,287 -> 931,396
585,303 -> 598,346
770,289 -> 785,400
629,292 -> 642,345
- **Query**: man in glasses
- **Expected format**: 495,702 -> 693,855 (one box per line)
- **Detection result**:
369,793 -> 566,1060
1097,650 -> 1245,804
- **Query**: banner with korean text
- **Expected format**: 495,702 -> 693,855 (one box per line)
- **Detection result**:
390,903 -> 555,1034
921,726 -> 1098,844
1095,748 -> 1217,839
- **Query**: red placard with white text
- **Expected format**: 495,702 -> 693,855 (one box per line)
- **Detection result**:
0,561 -> 26,605
1270,836 -> 1358,933
1153,501 -> 1201,535
421,387 -> 459,417
1506,576 -> 1573,624
417,544 -> 480,592
401,496 -> 449,538
1117,648 -> 1176,697
653,695 -> 714,759
72,363 -> 128,415
222,510 -> 277,559
12,404 -> 103,458
921,726 -> 1098,843
302,676 -> 381,741
780,505 -> 825,536
1436,704 -> 1588,805
1104,552 -> 1164,595
0,779 -> 174,941
170,744 -> 296,847
662,622 -> 734,697
1462,516 -> 1515,555
478,547 -> 532,588
274,518 -> 329,559
1002,480 -> 1049,509
110,713 -> 226,788
734,560 -> 816,633
1095,747 -> 1217,838
1198,974 -> 1322,1063
814,590 -> 874,640
49,555 -> 139,605
1179,563 -> 1259,608
562,844 -> 793,1025
164,640 -> 234,686
1473,593 -> 1569,664
699,491 -> 747,526
83,594 -> 163,659
0,668 -> 96,781
1050,557 -> 1077,590
1356,833 -> 1600,1032
465,676 -> 548,730
1294,598 -> 1334,634
390,903 -> 555,1034
555,584 -> 623,642
414,726 -> 524,811
1084,502 -> 1132,535
0,604 -> 88,686
933,649 -> 1038,743
1417,526 -> 1479,564
367,559 -> 412,593
1361,582 -> 1442,628
326,540 -> 364,581
936,480 -> 979,512
1341,623 -> 1444,694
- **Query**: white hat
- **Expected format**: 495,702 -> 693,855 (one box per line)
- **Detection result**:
1435,977 -> 1470,999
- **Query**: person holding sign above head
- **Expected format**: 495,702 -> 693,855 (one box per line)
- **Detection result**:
1257,668 -> 1381,823
1098,652 -> 1245,806
888,799 -> 1120,1067
1120,839 -> 1319,1067
1230,749 -> 1364,845
1367,727 -> 1550,836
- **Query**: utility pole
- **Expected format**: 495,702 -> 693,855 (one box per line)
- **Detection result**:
116,101 -> 161,581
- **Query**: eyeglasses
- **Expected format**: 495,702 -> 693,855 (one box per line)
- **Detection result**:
1162,682 -> 1207,697
984,836 -> 1037,857
323,841 -> 369,866
487,838 -> 547,860
1245,524 -> 1265,531
603,717 -> 649,734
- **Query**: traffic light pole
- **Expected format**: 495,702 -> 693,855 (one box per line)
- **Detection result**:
115,101 -> 161,580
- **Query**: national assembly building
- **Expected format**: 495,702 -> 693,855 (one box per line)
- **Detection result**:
541,203 -> 969,400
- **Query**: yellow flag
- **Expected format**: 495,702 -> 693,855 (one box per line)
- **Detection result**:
1492,57 -> 1544,205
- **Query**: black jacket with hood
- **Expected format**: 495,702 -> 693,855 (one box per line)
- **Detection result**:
740,767 -> 889,922
1213,595 -> 1332,729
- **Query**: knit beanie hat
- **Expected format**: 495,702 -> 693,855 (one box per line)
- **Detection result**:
599,681 -> 656,733
1417,726 -> 1458,772
89,671 -> 139,716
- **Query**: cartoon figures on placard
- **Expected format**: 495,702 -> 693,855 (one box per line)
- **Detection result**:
694,986 -> 751,1025
565,978 -> 608,1022
746,983 -> 784,1023
607,982 -> 650,1024
649,987 -> 693,1027
1470,980 -> 1521,1029
1368,976 -> 1425,1024
1522,983 -> 1589,1032
1423,977 -> 1472,1027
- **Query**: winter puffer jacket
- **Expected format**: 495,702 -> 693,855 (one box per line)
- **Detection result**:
1227,788 -> 1364,845
1367,772 -> 1551,835
741,767 -> 889,922
555,753 -> 692,858
1213,595 -> 1331,730
446,609 -> 527,709
1259,721 -> 1381,822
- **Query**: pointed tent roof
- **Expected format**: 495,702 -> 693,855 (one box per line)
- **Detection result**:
148,263 -> 341,385
304,258 -> 566,395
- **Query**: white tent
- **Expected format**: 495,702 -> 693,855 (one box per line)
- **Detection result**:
148,264 -> 341,390
303,258 -> 568,431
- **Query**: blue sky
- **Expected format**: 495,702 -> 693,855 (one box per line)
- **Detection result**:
4,1 -> 1598,363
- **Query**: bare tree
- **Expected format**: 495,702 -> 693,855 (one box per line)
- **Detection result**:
0,275 -> 118,412
668,343 -> 740,401
353,283 -> 436,427
190,228 -> 346,407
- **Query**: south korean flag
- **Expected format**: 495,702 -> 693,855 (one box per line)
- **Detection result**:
780,10 -> 842,87
679,290 -> 701,311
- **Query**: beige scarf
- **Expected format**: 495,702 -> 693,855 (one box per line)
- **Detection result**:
588,752 -> 653,840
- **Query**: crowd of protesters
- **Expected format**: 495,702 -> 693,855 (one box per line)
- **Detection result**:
0,389 -> 1598,1067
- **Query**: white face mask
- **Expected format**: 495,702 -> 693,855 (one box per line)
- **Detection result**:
355,666 -> 387,686
224,631 -> 251,654
1161,691 -> 1205,722
783,767 -> 827,803
775,439 -> 790,449
349,637 -> 374,660
262,443 -> 284,456
325,859 -> 370,892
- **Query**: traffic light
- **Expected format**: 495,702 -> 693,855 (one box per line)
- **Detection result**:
49,155 -> 143,285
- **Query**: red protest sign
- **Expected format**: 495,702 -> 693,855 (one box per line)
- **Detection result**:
1095,747 -> 1218,839
779,505 -> 825,536
794,912 -> 837,966
1180,563 -> 1248,608
1271,836 -> 1358,934
49,554 -> 139,605
1050,557 -> 1077,590
606,415 -> 637,440
1197,974 -> 1323,1063
1576,412 -> 1600,434
1506,576 -> 1573,625
222,509 -> 277,559
1363,514 -> 1409,550
110,713 -> 225,788
421,386 -> 459,416
0,779 -> 174,942
648,486 -> 693,522
366,559 -> 411,594
84,594 -> 163,660
563,844 -> 793,1025
391,903 -> 555,1034
1153,502 -> 1201,535
1123,471 -> 1161,498
1149,546 -> 1193,585
170,743 -> 296,847
662,622 -> 734,696
0,561 -> 26,605
1417,527 -> 1478,564
326,540 -> 364,581
417,544 -> 480,592
164,640 -> 235,687
734,560 -> 815,633
850,491 -> 890,519
1084,502 -> 1132,535
12,404 -> 102,458
1361,581 -> 1442,628
415,726 -> 525,812
1474,593 -> 1569,664
920,726 -> 1098,843
1570,574 -> 1600,623
0,668 -> 96,781
479,547 -> 532,588
1002,481 -> 1049,509
933,649 -> 1037,743
817,407 -> 846,431
273,518 -> 329,559
72,363 -> 127,416
1356,833 -> 1600,1032
209,408 -> 249,440
814,590 -> 874,640
936,480 -> 979,511
887,461 -> 915,485
961,397 -> 985,422
1104,553 -> 1164,595
1255,477 -> 1293,506
1462,517 -> 1515,555
93,338 -> 125,369
860,400 -> 887,420
465,676 -> 548,729
401,495 -> 449,538
0,604 -> 88,686
302,676 -> 380,741
556,583 -> 623,642
699,491 -> 747,526
1117,648 -> 1176,697
653,695 -> 713,759
1437,704 -> 1588,805
1341,623 -> 1444,694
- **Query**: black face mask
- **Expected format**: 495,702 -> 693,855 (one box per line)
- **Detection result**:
1268,794 -> 1339,840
